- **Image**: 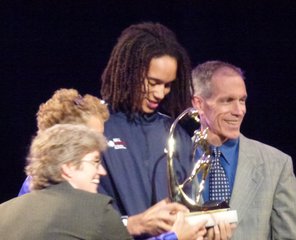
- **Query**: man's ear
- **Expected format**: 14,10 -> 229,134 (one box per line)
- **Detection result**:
191,96 -> 203,111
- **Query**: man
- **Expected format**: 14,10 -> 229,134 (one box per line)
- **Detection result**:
191,60 -> 296,239
0,124 -> 132,239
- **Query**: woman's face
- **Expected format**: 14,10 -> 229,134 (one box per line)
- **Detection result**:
66,150 -> 106,193
141,55 -> 177,113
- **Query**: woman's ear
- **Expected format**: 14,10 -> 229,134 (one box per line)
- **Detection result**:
61,163 -> 75,180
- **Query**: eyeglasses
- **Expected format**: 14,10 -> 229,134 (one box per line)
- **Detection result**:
81,159 -> 101,169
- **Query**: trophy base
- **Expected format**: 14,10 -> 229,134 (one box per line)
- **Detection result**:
182,199 -> 230,212
186,208 -> 238,228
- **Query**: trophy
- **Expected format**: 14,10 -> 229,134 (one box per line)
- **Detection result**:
166,107 -> 237,227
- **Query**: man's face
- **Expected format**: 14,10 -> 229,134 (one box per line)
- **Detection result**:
192,69 -> 247,145
66,151 -> 106,193
141,55 -> 177,113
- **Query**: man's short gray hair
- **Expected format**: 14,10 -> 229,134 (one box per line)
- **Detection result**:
191,60 -> 244,98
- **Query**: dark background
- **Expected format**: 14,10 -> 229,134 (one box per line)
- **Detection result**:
1,0 -> 296,203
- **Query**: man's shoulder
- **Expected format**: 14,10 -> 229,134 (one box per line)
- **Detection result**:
239,134 -> 291,159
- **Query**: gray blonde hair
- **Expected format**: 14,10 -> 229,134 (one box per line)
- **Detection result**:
26,124 -> 107,190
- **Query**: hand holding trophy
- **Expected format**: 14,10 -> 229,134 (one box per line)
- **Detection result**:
166,107 -> 238,227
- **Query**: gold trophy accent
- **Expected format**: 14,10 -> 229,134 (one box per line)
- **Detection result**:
166,107 -> 238,226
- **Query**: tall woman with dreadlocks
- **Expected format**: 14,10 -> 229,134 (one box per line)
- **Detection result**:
99,22 -> 209,240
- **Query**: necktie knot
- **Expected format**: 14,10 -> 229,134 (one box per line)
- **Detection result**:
213,147 -> 221,161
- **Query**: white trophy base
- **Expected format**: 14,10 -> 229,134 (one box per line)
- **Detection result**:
186,209 -> 238,227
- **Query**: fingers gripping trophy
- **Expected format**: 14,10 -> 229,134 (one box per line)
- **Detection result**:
166,108 -> 238,227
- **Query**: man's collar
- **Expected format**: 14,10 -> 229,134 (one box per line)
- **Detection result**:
219,138 -> 239,164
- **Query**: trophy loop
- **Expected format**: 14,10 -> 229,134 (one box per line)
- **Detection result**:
167,107 -> 228,211
166,108 -> 238,225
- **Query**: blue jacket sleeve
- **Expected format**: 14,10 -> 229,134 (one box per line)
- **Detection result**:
147,232 -> 178,240
18,176 -> 31,196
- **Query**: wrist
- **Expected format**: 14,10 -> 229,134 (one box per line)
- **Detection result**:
126,213 -> 146,236
121,215 -> 128,227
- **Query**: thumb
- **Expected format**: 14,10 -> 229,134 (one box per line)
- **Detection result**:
173,211 -> 185,226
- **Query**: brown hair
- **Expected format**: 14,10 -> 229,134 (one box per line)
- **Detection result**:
37,88 -> 109,131
101,22 -> 192,118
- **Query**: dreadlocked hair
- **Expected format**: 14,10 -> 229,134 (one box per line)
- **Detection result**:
101,22 -> 192,119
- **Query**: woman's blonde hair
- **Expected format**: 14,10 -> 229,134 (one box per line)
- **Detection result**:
37,88 -> 109,131
26,124 -> 107,190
